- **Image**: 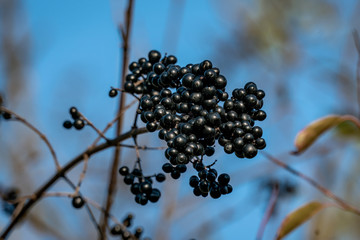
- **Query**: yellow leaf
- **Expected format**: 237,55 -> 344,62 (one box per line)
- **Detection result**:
293,115 -> 360,154
276,201 -> 330,240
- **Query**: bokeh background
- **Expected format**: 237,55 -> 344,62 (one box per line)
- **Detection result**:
1,0 -> 360,239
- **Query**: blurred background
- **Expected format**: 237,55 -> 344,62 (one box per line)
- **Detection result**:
1,0 -> 360,239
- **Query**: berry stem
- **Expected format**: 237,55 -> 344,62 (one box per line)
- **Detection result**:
76,111 -> 109,142
262,151 -> 360,216
91,99 -> 137,147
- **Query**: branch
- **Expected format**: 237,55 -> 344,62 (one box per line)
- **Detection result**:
0,127 -> 148,239
262,151 -> 360,216
0,106 -> 60,171
100,0 -> 135,236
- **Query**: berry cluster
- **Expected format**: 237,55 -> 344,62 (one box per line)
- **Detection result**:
161,163 -> 187,179
118,166 -> 164,205
110,214 -> 150,240
115,50 -> 266,198
63,107 -> 86,130
189,161 -> 232,199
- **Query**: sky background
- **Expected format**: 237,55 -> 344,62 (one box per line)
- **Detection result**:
1,0 -> 360,239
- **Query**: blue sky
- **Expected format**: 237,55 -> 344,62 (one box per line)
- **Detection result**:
1,0 -> 360,239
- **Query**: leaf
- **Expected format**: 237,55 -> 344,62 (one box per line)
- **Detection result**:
276,201 -> 330,240
293,115 -> 360,154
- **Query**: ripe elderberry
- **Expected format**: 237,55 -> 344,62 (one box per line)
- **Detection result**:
118,50 -> 267,200
72,196 -> 85,209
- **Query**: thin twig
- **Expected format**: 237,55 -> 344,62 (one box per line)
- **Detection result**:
256,182 -> 279,240
0,106 -> 60,171
132,135 -> 143,171
262,151 -> 360,216
118,143 -> 166,150
0,127 -> 149,239
62,176 -> 104,238
75,153 -> 89,195
77,112 -> 109,142
100,0 -> 135,236
353,29 -> 360,119
91,99 -> 137,147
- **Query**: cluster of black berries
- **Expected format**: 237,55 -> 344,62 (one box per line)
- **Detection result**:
118,166 -> 164,205
111,214 -> 150,240
63,107 -> 86,130
161,163 -> 187,179
189,161 -> 232,199
1,188 -> 19,215
111,50 -> 267,198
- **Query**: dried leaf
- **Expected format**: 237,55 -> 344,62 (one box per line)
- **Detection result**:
293,115 -> 360,154
276,201 -> 330,240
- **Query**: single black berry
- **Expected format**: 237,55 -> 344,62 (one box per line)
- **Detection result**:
72,196 -> 85,209
119,166 -> 129,176
63,120 -> 72,129
109,89 -> 118,98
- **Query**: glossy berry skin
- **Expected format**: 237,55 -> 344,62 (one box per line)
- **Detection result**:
171,170 -> 181,179
218,173 -> 230,186
140,182 -> 152,194
119,166 -> 129,176
243,144 -> 258,158
72,196 -> 85,209
74,119 -> 85,130
189,176 -> 200,187
135,193 -> 148,205
124,174 -> 135,185
148,50 -> 161,63
69,107 -> 79,119
148,188 -> 161,202
199,180 -> 210,193
109,89 -> 118,97
63,120 -> 72,129
162,163 -> 173,173
118,52 -> 268,201
156,173 -> 166,182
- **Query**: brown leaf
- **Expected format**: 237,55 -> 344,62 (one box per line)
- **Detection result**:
276,201 -> 331,240
293,115 -> 360,154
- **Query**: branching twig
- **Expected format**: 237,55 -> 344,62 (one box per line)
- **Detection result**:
0,127 -> 149,239
0,106 -> 61,171
262,151 -> 360,216
62,176 -> 104,238
91,99 -> 137,147
77,112 -> 109,142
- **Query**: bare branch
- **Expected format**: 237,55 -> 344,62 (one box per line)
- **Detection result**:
100,0 -> 135,236
0,106 -> 60,171
262,151 -> 360,216
0,126 -> 149,239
